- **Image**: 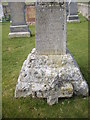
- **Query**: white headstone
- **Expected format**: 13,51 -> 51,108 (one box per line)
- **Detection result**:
0,3 -> 4,22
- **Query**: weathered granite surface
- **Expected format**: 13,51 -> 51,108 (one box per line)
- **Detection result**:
15,48 -> 88,105
35,2 -> 66,55
8,2 -> 31,38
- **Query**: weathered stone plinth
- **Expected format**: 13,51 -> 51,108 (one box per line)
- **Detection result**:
15,48 -> 88,105
67,15 -> 79,22
8,25 -> 30,38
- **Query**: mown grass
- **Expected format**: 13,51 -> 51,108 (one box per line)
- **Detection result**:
2,14 -> 89,118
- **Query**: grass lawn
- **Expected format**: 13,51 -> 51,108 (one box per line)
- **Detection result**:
2,14 -> 89,118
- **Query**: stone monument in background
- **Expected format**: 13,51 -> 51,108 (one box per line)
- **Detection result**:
66,1 -> 69,16
8,2 -> 31,38
67,0 -> 79,22
0,3 -> 4,22
15,1 -> 88,105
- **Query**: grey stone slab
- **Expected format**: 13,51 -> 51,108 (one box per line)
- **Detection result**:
8,32 -> 30,38
66,2 -> 69,16
67,0 -> 79,22
8,2 -> 31,38
8,2 -> 26,26
10,25 -> 29,33
35,2 -> 66,55
69,1 -> 77,15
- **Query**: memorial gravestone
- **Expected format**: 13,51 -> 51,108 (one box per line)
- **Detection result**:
8,2 -> 31,38
36,2 -> 66,55
66,2 -> 69,16
0,3 -> 4,22
67,0 -> 79,22
15,1 -> 88,105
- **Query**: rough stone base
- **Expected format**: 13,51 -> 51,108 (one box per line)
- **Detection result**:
9,25 -> 29,32
8,32 -> 30,38
15,48 -> 88,105
67,15 -> 80,22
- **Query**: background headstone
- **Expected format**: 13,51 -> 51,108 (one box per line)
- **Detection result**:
8,2 -> 31,38
66,2 -> 69,16
67,0 -> 79,22
36,2 -> 66,55
3,3 -> 10,22
0,3 -> 4,22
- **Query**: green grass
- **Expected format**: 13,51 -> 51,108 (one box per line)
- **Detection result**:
2,14 -> 89,118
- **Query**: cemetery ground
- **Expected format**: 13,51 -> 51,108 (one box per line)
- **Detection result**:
2,14 -> 89,118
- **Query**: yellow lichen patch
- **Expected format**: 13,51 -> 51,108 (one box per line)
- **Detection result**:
67,87 -> 73,93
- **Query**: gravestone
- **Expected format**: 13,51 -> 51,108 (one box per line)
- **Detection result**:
36,2 -> 66,55
15,1 -> 88,105
8,2 -> 31,38
67,0 -> 79,22
66,2 -> 69,16
0,3 -> 4,22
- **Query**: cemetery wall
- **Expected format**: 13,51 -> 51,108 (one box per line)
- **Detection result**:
26,5 -> 35,25
77,3 -> 90,21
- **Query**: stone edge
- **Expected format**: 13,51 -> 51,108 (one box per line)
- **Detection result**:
8,32 -> 31,38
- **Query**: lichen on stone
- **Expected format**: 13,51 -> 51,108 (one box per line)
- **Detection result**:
15,48 -> 88,105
